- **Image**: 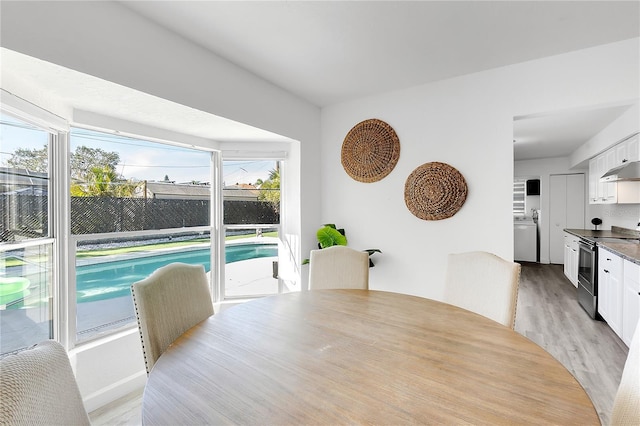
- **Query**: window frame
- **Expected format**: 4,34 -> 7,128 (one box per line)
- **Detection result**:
1,92 -> 69,352
67,125 -> 219,345
513,179 -> 526,216
218,156 -> 286,302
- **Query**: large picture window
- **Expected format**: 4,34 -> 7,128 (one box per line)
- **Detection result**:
69,127 -> 214,342
0,112 -> 56,354
1,104 -> 296,352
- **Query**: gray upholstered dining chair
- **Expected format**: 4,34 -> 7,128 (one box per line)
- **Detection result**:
610,318 -> 640,425
444,251 -> 521,329
308,245 -> 369,290
131,262 -> 214,374
0,340 -> 91,426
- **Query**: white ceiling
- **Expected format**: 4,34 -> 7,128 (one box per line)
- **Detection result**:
1,48 -> 290,144
513,103 -> 636,162
4,1 -> 640,160
121,0 -> 639,108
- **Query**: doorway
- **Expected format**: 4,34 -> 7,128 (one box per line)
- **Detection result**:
549,173 -> 585,264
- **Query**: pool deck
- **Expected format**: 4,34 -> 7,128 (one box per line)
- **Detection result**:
223,256 -> 279,297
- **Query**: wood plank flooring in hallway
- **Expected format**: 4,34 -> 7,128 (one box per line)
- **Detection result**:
515,262 -> 628,425
90,262 -> 629,425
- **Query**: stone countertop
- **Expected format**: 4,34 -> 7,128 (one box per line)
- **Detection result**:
564,228 -> 640,240
597,242 -> 640,265
564,227 -> 640,264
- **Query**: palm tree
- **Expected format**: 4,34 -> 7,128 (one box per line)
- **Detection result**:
71,166 -> 138,197
256,168 -> 280,213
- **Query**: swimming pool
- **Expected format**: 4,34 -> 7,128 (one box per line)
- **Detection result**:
76,243 -> 277,303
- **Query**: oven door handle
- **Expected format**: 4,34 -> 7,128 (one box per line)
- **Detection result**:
578,241 -> 596,252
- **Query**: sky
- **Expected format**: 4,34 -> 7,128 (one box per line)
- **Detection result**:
1,114 -> 274,185
70,128 -> 213,184
223,160 -> 275,187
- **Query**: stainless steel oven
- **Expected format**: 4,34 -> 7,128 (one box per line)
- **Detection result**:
577,239 -> 598,319
570,228 -> 640,319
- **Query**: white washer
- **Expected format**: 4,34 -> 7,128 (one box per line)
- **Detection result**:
514,218 -> 537,262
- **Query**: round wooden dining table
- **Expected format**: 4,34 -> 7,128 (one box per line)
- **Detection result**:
142,290 -> 599,425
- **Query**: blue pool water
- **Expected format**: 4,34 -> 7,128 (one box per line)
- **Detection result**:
76,243 -> 276,303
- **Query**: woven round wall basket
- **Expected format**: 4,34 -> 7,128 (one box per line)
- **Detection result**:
404,162 -> 468,221
341,118 -> 400,183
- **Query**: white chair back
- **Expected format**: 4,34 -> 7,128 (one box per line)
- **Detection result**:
444,251 -> 521,329
131,262 -> 214,373
309,245 -> 369,290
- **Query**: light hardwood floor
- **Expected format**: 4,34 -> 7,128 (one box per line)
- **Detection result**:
89,388 -> 143,426
514,262 -> 628,425
89,262 -> 628,425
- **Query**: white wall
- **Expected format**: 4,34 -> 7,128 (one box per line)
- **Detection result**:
322,79 -> 514,300
589,203 -> 640,230
322,38 -> 639,300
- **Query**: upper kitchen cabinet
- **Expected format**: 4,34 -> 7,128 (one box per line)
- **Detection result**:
589,134 -> 640,204
589,152 -> 617,203
615,134 -> 640,165
588,158 -> 597,203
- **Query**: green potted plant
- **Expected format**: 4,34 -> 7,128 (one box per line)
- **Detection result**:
303,224 -> 381,266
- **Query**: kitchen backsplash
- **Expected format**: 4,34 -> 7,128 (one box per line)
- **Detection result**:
587,203 -> 640,230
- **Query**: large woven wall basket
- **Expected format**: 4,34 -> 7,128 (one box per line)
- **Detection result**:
341,119 -> 400,183
404,162 -> 468,221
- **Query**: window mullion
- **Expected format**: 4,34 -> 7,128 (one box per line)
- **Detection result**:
52,130 -> 74,348
212,151 -> 223,304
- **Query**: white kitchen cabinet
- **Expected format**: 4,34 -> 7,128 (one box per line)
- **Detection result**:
604,150 -> 618,203
598,252 -> 610,322
588,134 -> 640,204
595,154 -> 607,203
615,142 -> 627,165
588,158 -> 598,203
598,247 -> 623,336
598,249 -> 640,347
606,149 -> 617,171
615,133 -> 640,165
623,260 -> 640,347
613,135 -> 640,204
626,134 -> 640,162
563,235 -> 570,279
589,153 -> 617,204
563,232 -> 579,287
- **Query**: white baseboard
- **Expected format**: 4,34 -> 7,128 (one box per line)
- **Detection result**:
71,328 -> 147,413
84,370 -> 147,413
